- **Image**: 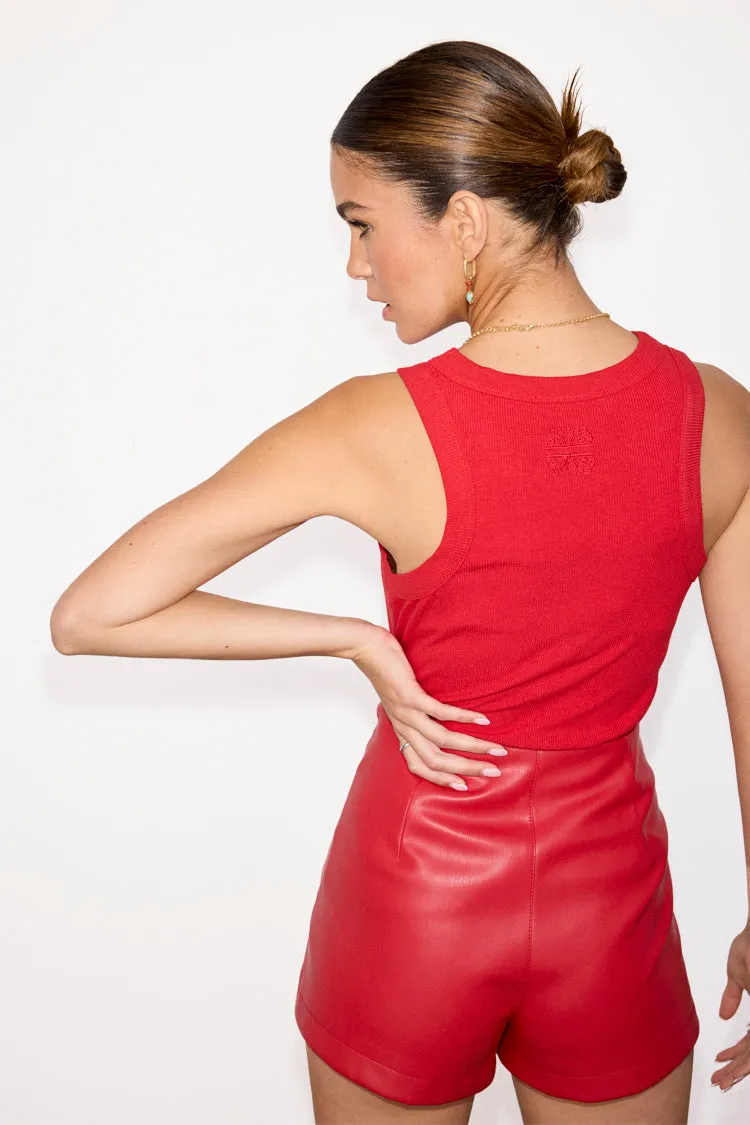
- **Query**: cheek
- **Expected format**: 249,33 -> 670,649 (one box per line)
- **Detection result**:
376,247 -> 411,287
406,251 -> 453,309
375,227 -> 425,286
405,236 -> 452,292
376,229 -> 453,308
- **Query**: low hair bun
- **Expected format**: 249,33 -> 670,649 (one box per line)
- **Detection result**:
557,69 -> 627,205
331,42 -> 630,266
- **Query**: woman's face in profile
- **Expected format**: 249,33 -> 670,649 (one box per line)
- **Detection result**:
329,146 -> 466,344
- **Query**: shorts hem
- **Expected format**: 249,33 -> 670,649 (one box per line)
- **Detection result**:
295,989 -> 496,1107
497,1006 -> 700,1104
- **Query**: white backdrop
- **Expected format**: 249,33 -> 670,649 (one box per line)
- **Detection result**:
3,1 -> 749,1122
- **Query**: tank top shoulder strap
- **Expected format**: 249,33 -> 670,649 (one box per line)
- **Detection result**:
663,342 -> 708,581
379,359 -> 476,601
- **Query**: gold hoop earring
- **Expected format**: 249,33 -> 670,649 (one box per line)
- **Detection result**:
463,257 -> 476,305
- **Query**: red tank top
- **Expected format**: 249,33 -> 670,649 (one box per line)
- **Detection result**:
377,329 -> 706,749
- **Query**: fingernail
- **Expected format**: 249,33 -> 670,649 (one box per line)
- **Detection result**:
481,767 -> 502,777
488,746 -> 507,755
449,781 -> 468,790
473,717 -> 490,725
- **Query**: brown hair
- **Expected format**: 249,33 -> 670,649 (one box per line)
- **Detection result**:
330,40 -> 627,267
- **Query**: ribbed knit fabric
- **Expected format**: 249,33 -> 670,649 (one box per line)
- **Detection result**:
378,330 -> 706,749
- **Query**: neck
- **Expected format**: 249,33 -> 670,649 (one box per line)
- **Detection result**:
466,256 -> 602,335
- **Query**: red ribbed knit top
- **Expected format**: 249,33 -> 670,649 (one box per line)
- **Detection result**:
377,329 -> 706,750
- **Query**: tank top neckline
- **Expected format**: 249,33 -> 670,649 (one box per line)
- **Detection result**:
428,329 -> 664,401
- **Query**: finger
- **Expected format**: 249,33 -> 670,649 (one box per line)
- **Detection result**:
712,1068 -> 746,1091
399,728 -> 498,776
715,1046 -> 742,1061
418,696 -> 495,726
402,709 -> 507,755
720,979 -> 744,1018
400,740 -> 471,789
715,1034 -> 749,1060
398,730 -> 502,787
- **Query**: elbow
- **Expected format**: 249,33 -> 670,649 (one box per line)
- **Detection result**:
49,601 -> 87,655
50,630 -> 81,655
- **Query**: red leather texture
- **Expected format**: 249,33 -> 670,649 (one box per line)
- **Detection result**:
295,706 -> 699,1104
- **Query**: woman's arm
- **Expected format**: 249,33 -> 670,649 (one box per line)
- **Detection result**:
700,480 -> 750,913
51,589 -> 376,662
49,375 -> 386,661
50,371 -> 510,777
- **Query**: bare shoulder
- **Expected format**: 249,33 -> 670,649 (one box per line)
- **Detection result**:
238,367 -> 420,507
264,370 -> 408,473
338,368 -> 433,464
694,360 -> 750,410
688,361 -> 750,554
693,359 -> 750,482
348,368 -> 414,418
300,369 -> 407,434
249,368 -> 426,536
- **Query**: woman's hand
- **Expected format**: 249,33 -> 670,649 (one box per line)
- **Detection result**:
349,624 -> 508,789
712,924 -> 750,1092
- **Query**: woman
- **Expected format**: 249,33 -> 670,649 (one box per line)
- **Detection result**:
50,39 -> 750,1125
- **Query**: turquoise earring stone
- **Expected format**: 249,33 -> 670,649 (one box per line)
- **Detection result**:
466,291 -> 474,303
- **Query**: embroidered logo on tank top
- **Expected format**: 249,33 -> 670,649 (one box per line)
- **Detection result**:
544,425 -> 595,474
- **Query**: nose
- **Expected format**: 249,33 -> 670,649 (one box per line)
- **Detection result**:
346,239 -> 372,282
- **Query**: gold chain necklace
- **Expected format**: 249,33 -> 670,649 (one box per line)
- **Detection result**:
466,312 -> 610,343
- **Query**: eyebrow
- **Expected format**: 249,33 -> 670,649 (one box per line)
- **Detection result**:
335,200 -> 373,220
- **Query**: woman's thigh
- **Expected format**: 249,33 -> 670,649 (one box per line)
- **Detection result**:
305,1045 -> 475,1125
511,1048 -> 694,1125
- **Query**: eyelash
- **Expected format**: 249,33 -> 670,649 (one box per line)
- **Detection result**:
349,220 -> 371,239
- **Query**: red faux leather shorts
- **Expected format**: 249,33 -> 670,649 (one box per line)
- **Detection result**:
295,705 -> 700,1106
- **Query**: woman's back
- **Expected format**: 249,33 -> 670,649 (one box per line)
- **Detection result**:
340,323 -> 750,747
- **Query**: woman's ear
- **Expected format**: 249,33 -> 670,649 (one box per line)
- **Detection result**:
448,190 -> 488,261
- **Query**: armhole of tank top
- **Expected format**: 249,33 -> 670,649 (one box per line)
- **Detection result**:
378,362 -> 476,601
671,347 -> 708,582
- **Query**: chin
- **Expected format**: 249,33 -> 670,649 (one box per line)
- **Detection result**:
393,325 -> 422,345
393,319 -> 450,346
399,303 -> 463,342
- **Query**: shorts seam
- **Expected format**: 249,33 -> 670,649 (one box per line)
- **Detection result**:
396,777 -> 423,862
525,751 -> 540,995
623,739 -> 655,872
296,989 -> 435,1083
